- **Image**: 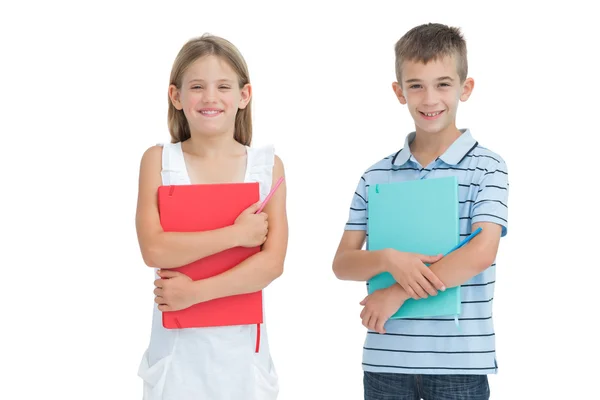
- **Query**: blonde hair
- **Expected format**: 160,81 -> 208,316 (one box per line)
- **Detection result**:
167,34 -> 252,145
394,23 -> 468,84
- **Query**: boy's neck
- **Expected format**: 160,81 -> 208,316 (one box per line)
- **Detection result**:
409,125 -> 462,167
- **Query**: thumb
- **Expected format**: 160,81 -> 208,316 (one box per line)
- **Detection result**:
420,254 -> 443,263
360,296 -> 368,306
158,269 -> 179,278
246,201 -> 262,214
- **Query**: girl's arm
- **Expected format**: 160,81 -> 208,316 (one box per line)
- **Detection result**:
135,146 -> 263,270
191,156 -> 288,300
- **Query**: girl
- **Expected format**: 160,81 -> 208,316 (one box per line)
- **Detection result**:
135,34 -> 287,399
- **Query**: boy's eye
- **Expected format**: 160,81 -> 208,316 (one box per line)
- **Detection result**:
439,83 -> 450,87
409,84 -> 422,89
191,85 -> 203,89
219,86 -> 231,90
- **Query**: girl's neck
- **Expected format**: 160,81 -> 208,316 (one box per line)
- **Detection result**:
184,131 -> 245,158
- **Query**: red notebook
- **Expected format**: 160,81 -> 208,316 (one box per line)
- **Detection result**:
157,182 -> 263,330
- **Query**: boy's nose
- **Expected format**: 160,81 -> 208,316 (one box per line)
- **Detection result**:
422,87 -> 440,106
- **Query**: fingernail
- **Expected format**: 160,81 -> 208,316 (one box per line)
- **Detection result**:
441,286 -> 446,291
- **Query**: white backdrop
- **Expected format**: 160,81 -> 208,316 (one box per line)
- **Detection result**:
1,1 -> 598,399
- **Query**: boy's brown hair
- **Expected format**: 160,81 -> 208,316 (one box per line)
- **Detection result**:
394,23 -> 468,84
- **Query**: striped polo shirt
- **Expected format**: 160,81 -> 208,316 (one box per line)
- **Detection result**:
345,129 -> 509,375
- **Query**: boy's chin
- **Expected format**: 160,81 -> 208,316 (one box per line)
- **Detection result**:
415,123 -> 448,135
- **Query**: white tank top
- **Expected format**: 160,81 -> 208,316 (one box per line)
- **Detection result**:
137,142 -> 279,400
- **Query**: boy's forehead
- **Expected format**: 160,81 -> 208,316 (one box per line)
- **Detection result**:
401,55 -> 459,81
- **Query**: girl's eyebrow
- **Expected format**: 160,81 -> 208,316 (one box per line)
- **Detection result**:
187,78 -> 235,84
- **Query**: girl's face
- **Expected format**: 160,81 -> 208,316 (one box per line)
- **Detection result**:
170,55 -> 251,139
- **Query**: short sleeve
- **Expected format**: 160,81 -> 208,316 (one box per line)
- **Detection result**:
470,160 -> 509,236
345,175 -> 368,231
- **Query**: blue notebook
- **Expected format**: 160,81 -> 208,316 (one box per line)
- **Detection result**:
367,176 -> 461,319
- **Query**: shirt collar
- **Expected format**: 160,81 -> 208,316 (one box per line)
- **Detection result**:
391,129 -> 478,167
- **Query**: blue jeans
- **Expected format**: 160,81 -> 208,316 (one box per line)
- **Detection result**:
364,372 -> 490,400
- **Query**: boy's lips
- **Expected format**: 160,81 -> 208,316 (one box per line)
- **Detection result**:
419,110 -> 444,120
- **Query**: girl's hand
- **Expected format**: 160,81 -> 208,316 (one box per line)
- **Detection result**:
154,270 -> 199,312
233,202 -> 268,247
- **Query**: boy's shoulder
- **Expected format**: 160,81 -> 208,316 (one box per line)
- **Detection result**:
468,144 -> 508,171
360,150 -> 399,177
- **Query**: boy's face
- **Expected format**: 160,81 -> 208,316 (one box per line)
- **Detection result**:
392,55 -> 473,136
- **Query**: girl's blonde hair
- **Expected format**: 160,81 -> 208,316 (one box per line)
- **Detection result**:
168,34 -> 252,145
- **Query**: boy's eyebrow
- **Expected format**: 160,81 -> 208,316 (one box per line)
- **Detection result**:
404,76 -> 455,84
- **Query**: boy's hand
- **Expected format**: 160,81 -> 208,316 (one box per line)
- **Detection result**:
384,249 -> 445,300
154,270 -> 201,312
360,284 -> 409,334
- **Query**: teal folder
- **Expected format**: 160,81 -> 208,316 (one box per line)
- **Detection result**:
367,176 -> 461,319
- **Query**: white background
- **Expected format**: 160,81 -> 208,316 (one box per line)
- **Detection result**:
1,1 -> 598,399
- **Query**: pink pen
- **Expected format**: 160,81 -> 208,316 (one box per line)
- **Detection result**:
256,176 -> 284,213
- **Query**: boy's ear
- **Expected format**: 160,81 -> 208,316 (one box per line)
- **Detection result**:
392,82 -> 407,105
460,77 -> 475,102
168,85 -> 183,110
238,83 -> 252,110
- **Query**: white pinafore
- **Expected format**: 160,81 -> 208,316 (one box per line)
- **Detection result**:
137,142 -> 279,399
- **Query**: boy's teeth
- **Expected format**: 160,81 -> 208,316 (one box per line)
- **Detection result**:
425,111 -> 441,117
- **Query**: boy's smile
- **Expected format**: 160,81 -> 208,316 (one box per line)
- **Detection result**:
392,55 -> 473,137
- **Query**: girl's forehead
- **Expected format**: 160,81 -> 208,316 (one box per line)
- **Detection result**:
184,55 -> 237,81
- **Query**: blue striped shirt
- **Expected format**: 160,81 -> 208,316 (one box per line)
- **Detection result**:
345,129 -> 509,375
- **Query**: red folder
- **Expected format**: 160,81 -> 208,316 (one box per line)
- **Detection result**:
157,182 -> 263,330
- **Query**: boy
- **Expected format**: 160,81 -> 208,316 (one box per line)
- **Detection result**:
332,23 -> 509,400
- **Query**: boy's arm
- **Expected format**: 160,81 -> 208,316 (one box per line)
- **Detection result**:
332,174 -> 445,298
429,158 -> 509,287
333,231 -> 389,281
427,222 -> 501,287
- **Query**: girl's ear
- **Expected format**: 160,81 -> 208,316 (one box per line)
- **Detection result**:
238,83 -> 252,109
169,85 -> 183,110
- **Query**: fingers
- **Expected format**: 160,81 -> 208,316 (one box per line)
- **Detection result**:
410,282 -> 428,299
422,267 -> 446,292
374,317 -> 386,334
402,284 -> 420,301
417,273 -> 438,297
362,311 -> 373,331
153,279 -> 163,288
362,311 -> 385,334
153,287 -> 162,296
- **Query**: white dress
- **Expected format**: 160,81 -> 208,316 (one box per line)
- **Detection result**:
138,142 -> 279,400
